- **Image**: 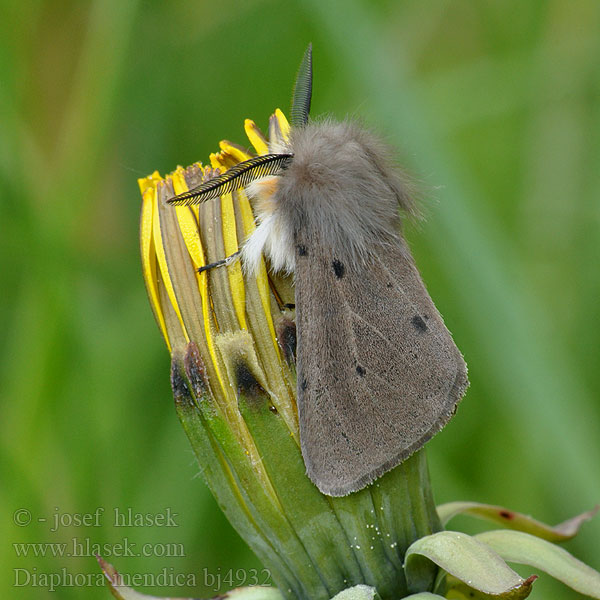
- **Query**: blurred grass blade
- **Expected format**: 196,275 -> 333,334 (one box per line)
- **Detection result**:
99,555 -> 286,600
98,555 -> 195,599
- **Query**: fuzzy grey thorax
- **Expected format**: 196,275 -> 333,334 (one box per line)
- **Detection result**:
275,120 -> 413,268
243,119 -> 414,276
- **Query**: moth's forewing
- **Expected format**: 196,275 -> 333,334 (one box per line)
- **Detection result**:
295,236 -> 468,497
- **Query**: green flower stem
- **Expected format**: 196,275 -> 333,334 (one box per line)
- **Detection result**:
331,490 -> 406,599
172,351 -> 306,599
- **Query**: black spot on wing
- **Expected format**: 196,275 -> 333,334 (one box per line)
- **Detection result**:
332,259 -> 345,279
411,315 -> 428,333
300,377 -> 308,391
356,365 -> 366,377
297,245 -> 308,256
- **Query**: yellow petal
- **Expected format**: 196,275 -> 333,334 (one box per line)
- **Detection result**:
152,180 -> 190,344
244,119 -> 269,155
219,140 -> 252,162
220,191 -> 247,330
140,183 -> 171,351
274,109 -> 291,141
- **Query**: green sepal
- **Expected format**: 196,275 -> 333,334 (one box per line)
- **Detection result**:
172,352 -> 302,599
367,451 -> 441,580
327,484 -> 406,599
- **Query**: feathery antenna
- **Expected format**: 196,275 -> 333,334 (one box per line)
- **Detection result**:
168,153 -> 293,206
290,44 -> 313,128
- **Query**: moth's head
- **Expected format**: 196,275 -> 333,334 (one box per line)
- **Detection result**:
246,175 -> 281,215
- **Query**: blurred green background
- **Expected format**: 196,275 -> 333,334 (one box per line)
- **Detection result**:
1,1 -> 599,598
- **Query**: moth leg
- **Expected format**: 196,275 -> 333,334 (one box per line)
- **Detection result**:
197,250 -> 241,274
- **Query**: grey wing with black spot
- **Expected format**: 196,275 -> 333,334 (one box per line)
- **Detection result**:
294,237 -> 468,497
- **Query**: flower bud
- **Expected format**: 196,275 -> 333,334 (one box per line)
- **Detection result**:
139,110 -> 441,600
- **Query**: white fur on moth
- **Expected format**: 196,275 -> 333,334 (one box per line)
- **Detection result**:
243,176 -> 296,275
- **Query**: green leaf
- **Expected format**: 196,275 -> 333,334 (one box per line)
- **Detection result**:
438,501 -> 598,542
476,530 -> 600,599
224,588 -> 286,600
444,574 -> 537,600
402,594 -> 447,599
329,584 -> 380,600
405,531 -> 535,598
